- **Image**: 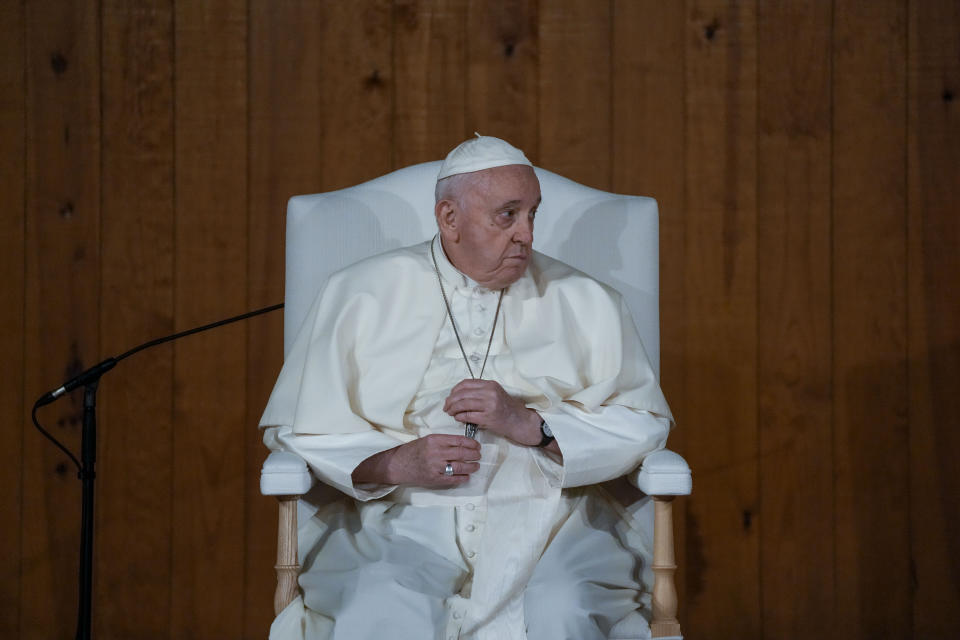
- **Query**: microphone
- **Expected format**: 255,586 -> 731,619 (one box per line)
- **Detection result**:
34,358 -> 117,408
32,301 -> 283,640
34,301 -> 283,411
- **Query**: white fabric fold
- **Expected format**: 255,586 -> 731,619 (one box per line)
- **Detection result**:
260,240 -> 672,438
264,426 -> 399,501
531,405 -> 672,490
259,239 -> 675,639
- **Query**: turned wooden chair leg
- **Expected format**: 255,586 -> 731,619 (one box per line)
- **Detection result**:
274,495 -> 300,616
650,496 -> 681,638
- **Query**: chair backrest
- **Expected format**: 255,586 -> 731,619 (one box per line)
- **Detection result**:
284,161 -> 661,377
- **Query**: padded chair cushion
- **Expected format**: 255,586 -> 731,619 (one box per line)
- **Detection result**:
261,451 -> 313,496
631,450 -> 692,496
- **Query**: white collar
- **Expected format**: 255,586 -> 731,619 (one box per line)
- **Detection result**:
432,234 -> 492,294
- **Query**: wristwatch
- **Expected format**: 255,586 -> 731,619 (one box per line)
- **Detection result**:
536,418 -> 555,448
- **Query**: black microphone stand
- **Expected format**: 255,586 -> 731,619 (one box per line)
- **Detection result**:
32,302 -> 283,640
77,381 -> 98,640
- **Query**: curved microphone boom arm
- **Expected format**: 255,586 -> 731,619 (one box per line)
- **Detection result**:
31,301 -> 283,640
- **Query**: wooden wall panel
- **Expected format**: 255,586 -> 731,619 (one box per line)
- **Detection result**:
611,0 -> 685,401
682,1 -> 759,637
757,2 -> 834,637
172,2 -> 247,637
7,2 -> 960,638
908,1 -> 960,637
538,0 -> 610,188
466,0 -> 539,157
833,2 -> 911,638
97,1 -> 175,637
22,1 -> 101,637
245,1 -> 326,635
611,0 -> 687,616
317,0 -> 393,191
0,1 -> 25,636
393,0 -> 467,167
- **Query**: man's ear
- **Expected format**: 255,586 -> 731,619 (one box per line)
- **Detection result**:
434,199 -> 459,242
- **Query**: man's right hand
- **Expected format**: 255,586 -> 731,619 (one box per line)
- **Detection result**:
351,434 -> 481,488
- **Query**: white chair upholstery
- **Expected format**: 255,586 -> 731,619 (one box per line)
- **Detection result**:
282,162 -> 661,373
262,161 -> 690,638
632,450 -> 694,496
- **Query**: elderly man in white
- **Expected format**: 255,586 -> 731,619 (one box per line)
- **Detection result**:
260,135 -> 673,640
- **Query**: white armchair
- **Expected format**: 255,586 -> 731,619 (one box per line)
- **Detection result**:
260,162 -> 691,639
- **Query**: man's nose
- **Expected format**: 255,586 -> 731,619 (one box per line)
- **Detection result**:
514,217 -> 534,244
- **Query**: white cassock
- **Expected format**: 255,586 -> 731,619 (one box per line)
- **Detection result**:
260,236 -> 674,640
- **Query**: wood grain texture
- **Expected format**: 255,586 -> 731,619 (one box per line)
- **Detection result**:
317,0 -> 393,191
466,0 -> 539,158
393,0 -> 468,166
833,2 -> 911,638
682,1 -> 759,637
651,497 -> 681,637
22,1 -> 101,637
0,1 -> 25,636
757,2 -> 834,637
610,1 -> 685,403
611,0 -> 687,617
97,1 -> 175,637
538,0 -> 611,188
5,2 -> 960,637
172,1 -> 247,637
272,496 -> 299,616
245,1 -> 325,635
908,1 -> 960,637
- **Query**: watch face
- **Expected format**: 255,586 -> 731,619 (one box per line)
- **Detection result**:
541,422 -> 553,438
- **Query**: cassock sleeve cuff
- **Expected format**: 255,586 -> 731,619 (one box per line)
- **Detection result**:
529,441 -> 565,489
534,404 -> 671,489
526,409 -> 565,489
265,425 -> 402,501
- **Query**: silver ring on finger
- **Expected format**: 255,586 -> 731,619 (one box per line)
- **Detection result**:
444,462 -> 454,476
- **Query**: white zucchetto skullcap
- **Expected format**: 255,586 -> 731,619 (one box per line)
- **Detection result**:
437,133 -> 533,180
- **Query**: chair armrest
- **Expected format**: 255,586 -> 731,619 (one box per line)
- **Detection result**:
260,451 -> 313,496
261,451 -> 310,615
629,449 -> 689,638
628,449 -> 692,496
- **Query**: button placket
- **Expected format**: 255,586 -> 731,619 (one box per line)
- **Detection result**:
445,595 -> 467,639
446,615 -> 462,639
457,502 -> 486,568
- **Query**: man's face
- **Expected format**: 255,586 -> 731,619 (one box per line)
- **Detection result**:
440,165 -> 541,290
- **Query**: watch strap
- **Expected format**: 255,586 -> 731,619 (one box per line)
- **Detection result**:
536,418 -> 555,448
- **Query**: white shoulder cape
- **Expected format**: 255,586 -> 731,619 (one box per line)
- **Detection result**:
260,240 -> 672,436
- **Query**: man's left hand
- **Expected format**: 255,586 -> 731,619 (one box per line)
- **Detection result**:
443,379 -> 541,446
